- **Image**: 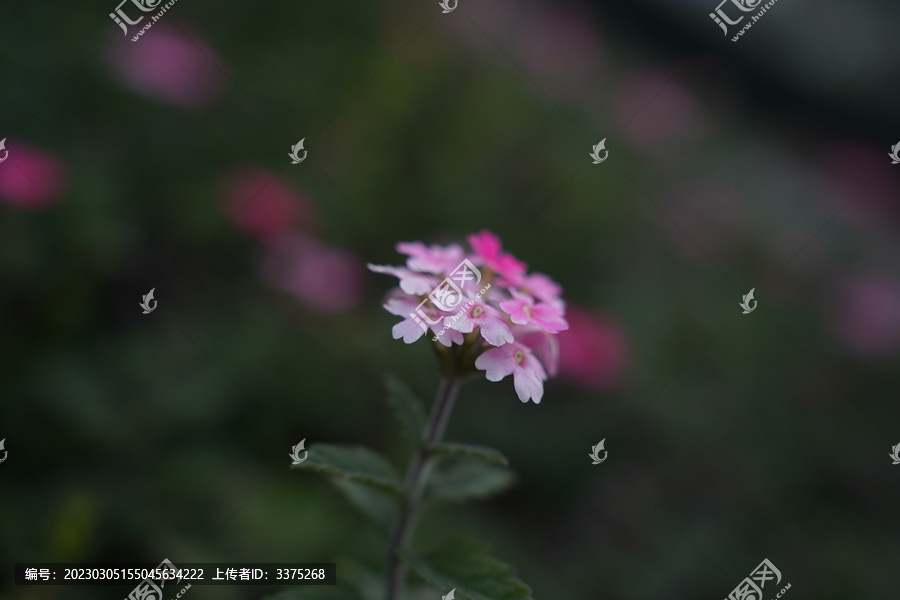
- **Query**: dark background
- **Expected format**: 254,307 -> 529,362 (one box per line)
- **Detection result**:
2,0 -> 899,598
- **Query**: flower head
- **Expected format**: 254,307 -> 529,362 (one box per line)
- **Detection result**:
369,231 -> 568,403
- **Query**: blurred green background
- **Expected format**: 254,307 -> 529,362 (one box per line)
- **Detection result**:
2,0 -> 900,598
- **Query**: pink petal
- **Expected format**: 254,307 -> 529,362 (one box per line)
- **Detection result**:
396,241 -> 464,274
477,316 -> 515,346
367,264 -> 437,295
474,347 -> 517,382
467,230 -> 503,263
393,318 -> 428,344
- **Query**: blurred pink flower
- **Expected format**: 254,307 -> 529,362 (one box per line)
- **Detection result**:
662,181 -> 746,260
820,141 -> 900,227
615,70 -> 701,149
106,22 -> 226,109
0,140 -> 68,208
262,234 -> 364,313
369,231 -> 567,403
829,273 -> 900,358
221,166 -> 317,240
557,307 -> 627,390
511,7 -> 603,98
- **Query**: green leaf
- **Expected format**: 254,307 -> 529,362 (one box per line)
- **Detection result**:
293,443 -> 403,495
385,376 -> 427,440
329,477 -> 397,532
429,443 -> 509,466
400,537 -> 533,600
426,459 -> 515,501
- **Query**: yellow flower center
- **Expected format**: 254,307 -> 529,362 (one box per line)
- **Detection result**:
472,305 -> 484,318
514,350 -> 524,364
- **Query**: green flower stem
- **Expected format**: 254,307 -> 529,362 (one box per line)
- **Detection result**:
386,377 -> 462,600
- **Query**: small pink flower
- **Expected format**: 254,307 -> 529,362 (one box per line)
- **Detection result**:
262,234 -> 364,313
396,241 -> 464,275
467,229 -> 528,284
447,298 -> 514,347
383,292 -> 462,347
519,272 -> 565,308
221,166 -> 317,240
106,22 -> 227,109
500,290 -> 568,333
475,342 -> 548,403
0,140 -> 68,208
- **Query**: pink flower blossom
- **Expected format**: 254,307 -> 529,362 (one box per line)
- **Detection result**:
106,23 -> 227,109
0,140 -> 68,208
467,230 -> 528,285
519,272 -> 565,308
500,290 -> 568,333
475,342 -> 548,403
369,231 -> 568,403
447,298 -> 514,347
396,241 -> 464,275
383,291 -> 462,347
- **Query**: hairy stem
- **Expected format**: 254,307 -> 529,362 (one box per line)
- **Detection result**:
386,377 -> 462,600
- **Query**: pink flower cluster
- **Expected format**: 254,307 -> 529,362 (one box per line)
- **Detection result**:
369,230 -> 568,403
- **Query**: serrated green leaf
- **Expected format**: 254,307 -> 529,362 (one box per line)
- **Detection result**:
426,459 -> 515,501
329,477 -> 397,532
400,537 -> 533,600
385,376 -> 427,440
293,443 -> 403,495
429,443 -> 509,466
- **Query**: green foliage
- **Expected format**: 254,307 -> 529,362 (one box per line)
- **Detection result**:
385,376 -> 427,440
426,458 -> 516,502
400,537 -> 533,600
429,443 -> 509,467
329,478 -> 397,532
293,443 -> 403,496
